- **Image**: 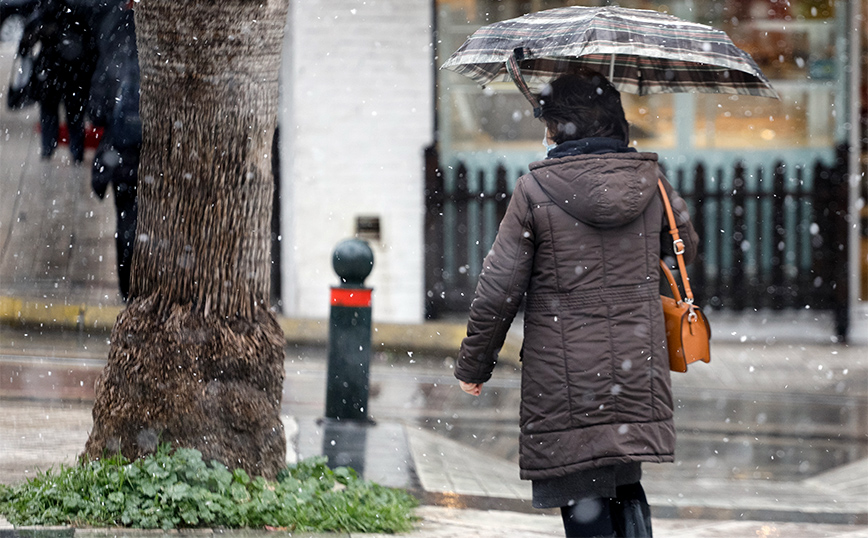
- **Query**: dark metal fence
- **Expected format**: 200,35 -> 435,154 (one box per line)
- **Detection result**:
424,146 -> 850,335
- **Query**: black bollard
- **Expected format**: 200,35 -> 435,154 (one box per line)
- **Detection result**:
325,238 -> 374,422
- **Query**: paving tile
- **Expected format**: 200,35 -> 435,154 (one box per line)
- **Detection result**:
0,95 -> 119,308
406,426 -> 530,500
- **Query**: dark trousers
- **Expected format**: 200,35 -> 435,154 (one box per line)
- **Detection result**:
39,85 -> 88,163
560,482 -> 652,538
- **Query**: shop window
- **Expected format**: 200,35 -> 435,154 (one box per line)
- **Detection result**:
436,0 -> 844,154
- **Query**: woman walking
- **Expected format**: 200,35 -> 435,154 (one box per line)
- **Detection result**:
454,70 -> 699,537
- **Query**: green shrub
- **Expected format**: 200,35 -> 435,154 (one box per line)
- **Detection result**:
0,445 -> 417,533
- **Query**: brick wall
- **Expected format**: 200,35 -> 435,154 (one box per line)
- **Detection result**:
279,0 -> 434,323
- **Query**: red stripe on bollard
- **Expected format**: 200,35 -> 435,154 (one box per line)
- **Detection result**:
331,288 -> 372,308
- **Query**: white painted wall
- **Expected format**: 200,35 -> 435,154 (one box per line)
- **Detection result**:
279,0 -> 433,323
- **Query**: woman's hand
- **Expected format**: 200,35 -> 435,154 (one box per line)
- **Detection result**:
459,381 -> 483,396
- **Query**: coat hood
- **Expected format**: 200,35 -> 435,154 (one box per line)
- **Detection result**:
529,152 -> 660,228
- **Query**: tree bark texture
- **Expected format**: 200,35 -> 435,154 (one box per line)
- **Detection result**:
85,0 -> 289,479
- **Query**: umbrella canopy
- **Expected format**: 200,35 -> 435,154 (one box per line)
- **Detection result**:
441,5 -> 778,108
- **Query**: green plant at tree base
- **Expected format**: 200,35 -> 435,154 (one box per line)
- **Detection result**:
0,444 -> 418,533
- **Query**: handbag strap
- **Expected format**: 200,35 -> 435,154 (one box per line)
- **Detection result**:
657,180 -> 696,306
659,261 -> 683,303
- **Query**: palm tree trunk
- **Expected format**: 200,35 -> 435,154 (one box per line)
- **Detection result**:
85,0 -> 289,479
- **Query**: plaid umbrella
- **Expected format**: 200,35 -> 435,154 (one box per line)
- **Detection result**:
441,5 -> 778,115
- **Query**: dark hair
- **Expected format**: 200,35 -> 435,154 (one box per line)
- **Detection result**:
539,70 -> 630,144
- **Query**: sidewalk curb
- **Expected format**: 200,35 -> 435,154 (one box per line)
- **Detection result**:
0,527 -> 74,538
414,491 -> 868,526
1,526 -> 342,538
75,527 -> 342,538
651,504 -> 868,526
0,297 -> 123,332
0,295 -> 523,363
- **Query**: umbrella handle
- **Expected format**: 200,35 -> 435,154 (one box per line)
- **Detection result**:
507,49 -> 542,118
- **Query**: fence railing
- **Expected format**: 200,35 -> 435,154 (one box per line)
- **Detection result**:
425,146 -> 849,331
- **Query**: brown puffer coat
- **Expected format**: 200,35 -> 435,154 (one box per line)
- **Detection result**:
455,151 -> 699,481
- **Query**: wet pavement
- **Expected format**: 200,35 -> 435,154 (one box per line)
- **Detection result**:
1,325 -> 867,535
2,39 -> 868,536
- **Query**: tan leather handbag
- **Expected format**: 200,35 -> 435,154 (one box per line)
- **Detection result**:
658,180 -> 711,373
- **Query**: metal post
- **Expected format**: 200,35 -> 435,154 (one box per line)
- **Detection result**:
325,238 -> 374,422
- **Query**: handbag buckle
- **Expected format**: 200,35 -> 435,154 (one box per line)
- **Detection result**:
686,301 -> 698,322
673,239 -> 685,255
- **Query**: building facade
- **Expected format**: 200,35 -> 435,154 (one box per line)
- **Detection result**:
278,0 -> 434,323
278,0 -> 867,342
